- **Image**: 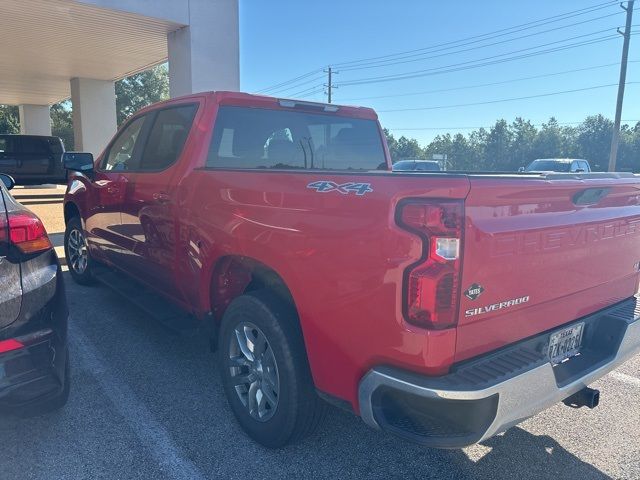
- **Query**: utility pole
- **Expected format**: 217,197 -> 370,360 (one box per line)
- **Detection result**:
324,66 -> 337,103
608,0 -> 634,172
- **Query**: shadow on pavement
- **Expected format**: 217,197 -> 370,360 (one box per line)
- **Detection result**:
0,271 -> 613,480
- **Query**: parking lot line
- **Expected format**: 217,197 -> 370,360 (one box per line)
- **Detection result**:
71,325 -> 206,480
609,370 -> 640,387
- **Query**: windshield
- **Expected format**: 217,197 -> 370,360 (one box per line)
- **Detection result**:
393,160 -> 440,171
526,160 -> 571,172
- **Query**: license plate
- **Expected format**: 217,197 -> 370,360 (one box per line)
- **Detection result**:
548,322 -> 584,365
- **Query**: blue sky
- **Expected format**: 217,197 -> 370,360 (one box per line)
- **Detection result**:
239,0 -> 639,144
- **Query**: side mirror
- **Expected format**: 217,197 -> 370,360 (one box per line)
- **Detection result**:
0,173 -> 15,190
63,152 -> 94,174
518,167 -> 525,172
575,168 -> 585,173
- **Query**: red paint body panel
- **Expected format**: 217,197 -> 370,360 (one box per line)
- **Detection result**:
64,91 -> 640,411
457,177 -> 640,362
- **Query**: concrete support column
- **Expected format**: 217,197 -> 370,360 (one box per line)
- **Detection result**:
18,105 -> 51,136
168,0 -> 239,98
70,77 -> 117,156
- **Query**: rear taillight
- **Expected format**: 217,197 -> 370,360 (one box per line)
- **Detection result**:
0,339 -> 24,354
397,200 -> 464,330
8,211 -> 52,255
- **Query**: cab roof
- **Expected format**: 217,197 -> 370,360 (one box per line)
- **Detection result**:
135,91 -> 379,121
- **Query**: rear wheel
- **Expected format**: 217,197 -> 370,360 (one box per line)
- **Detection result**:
64,216 -> 94,285
218,291 -> 325,448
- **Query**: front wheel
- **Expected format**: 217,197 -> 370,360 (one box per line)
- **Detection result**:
218,291 -> 326,448
64,217 -> 95,285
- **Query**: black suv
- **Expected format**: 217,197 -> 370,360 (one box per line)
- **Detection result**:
0,173 -> 69,415
0,135 -> 66,185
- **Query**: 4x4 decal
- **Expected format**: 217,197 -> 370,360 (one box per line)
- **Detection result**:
307,181 -> 373,196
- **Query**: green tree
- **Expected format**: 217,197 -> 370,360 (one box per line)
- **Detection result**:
384,129 -> 427,161
574,114 -> 613,171
51,100 -> 74,150
484,119 -> 513,170
383,128 -> 398,161
509,117 -> 537,170
532,118 -> 570,160
0,105 -> 19,134
396,136 -> 426,160
115,64 -> 169,125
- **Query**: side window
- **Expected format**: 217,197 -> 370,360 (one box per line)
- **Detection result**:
139,104 -> 198,171
0,137 -> 18,154
580,161 -> 589,171
102,116 -> 146,171
570,162 -> 579,172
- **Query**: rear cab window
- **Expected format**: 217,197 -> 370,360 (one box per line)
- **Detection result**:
20,137 -> 50,154
207,106 -> 387,171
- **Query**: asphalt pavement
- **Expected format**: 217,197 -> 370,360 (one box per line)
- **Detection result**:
1,186 -> 639,479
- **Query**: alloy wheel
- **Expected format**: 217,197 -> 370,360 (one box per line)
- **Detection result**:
228,322 -> 280,422
67,228 -> 88,275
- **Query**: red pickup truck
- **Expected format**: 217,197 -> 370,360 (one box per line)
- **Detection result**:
62,91 -> 640,448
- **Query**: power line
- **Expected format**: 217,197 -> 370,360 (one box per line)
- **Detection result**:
261,74 -> 326,96
252,1 -> 624,99
339,11 -> 623,72
339,61 -> 640,102
255,68 -> 323,94
338,33 -> 625,87
287,84 -> 325,98
333,0 -> 622,68
378,82 -> 640,113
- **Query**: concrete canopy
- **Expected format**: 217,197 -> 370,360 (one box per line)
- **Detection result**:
0,0 -> 184,105
1,0 -> 239,155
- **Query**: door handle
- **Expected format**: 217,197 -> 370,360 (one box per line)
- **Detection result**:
153,192 -> 171,204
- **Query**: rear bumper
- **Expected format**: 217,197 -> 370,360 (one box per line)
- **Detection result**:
358,295 -> 640,448
0,329 -> 68,409
0,254 -> 68,410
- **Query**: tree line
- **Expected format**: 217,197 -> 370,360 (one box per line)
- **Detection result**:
385,116 -> 640,172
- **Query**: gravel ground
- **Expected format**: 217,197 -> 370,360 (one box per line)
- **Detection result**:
1,187 -> 639,479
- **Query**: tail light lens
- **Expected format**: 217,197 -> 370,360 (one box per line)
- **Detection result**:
7,211 -> 52,255
397,200 -> 464,330
0,339 -> 24,354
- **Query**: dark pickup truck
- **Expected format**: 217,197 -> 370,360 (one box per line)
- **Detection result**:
0,134 -> 66,185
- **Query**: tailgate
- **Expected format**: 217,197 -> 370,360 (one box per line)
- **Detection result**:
457,174 -> 640,362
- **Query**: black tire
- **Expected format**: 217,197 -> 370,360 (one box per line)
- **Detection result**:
64,216 -> 95,285
218,291 -> 326,448
18,349 -> 70,417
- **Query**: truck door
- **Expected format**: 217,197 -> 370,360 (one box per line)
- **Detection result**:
118,102 -> 199,300
85,114 -> 148,265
